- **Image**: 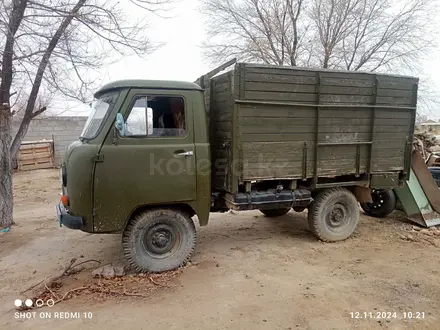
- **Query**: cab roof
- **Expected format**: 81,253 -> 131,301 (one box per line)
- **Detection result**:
94,79 -> 203,98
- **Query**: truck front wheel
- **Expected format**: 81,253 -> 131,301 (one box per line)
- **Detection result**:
359,189 -> 396,218
259,208 -> 291,217
308,187 -> 359,242
122,208 -> 196,273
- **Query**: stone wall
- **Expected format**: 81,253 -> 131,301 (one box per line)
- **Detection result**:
12,116 -> 88,166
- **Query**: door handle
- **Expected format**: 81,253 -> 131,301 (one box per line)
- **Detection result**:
174,150 -> 194,157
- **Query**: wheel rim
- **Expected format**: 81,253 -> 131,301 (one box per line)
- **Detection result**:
325,202 -> 350,231
365,189 -> 385,210
142,223 -> 181,258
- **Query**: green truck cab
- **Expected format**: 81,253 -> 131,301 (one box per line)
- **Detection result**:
57,62 -> 417,272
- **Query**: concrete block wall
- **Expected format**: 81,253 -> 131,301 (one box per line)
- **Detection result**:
12,116 -> 88,166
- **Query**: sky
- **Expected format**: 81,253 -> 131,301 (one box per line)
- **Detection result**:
50,0 -> 210,117
49,0 -> 440,120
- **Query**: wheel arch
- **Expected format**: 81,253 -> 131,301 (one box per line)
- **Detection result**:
123,203 -> 197,232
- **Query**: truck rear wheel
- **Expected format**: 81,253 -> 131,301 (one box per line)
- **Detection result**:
308,188 -> 359,242
259,208 -> 291,217
359,189 -> 396,218
122,208 -> 196,273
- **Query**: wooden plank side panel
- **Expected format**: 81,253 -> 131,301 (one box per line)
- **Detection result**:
239,113 -> 411,126
242,142 -> 405,161
209,72 -> 234,190
377,76 -> 418,91
240,141 -> 405,180
239,133 -> 405,142
238,105 -> 411,120
239,123 -> 409,135
244,91 -> 317,103
244,65 -> 377,81
242,158 -> 404,180
242,142 -> 404,157
242,161 -> 370,180
242,65 -> 417,108
213,90 -> 231,103
245,72 -> 317,85
244,66 -> 318,77
212,72 -> 230,86
246,82 -> 316,93
375,109 -> 412,119
230,65 -> 416,183
320,77 -> 372,88
239,105 -> 316,118
377,88 -> 413,98
238,116 -> 411,132
237,100 -> 411,149
320,94 -> 372,104
320,85 -> 372,96
376,96 -> 413,106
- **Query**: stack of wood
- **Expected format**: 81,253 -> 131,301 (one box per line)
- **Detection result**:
414,131 -> 440,159
414,132 -> 438,151
413,131 -> 440,166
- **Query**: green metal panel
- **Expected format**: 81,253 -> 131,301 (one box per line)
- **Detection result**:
370,172 -> 400,189
394,169 -> 440,227
92,88 -> 199,233
394,170 -> 430,216
95,80 -> 202,98
192,91 -> 211,226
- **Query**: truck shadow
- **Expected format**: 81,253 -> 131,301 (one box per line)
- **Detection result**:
195,210 -> 316,253
62,211 -> 316,273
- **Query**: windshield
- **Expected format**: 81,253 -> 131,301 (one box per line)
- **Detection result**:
80,91 -> 120,139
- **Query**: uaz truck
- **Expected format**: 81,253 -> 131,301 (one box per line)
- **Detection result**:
56,61 -> 417,272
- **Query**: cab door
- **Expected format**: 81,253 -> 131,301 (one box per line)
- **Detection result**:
92,89 -> 197,232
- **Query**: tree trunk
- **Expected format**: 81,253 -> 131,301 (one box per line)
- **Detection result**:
0,0 -> 28,228
10,0 -> 86,159
0,106 -> 13,228
10,114 -> 32,160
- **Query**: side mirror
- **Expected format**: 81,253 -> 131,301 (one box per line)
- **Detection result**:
115,113 -> 125,136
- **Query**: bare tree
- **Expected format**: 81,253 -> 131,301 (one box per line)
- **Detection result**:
201,0 -> 307,66
311,0 -> 436,72
0,0 -> 173,228
201,0 -> 438,72
310,0 -> 361,69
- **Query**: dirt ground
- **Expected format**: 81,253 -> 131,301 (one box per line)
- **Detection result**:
1,169 -> 440,330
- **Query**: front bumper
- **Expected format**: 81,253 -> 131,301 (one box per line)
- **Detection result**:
56,203 -> 83,230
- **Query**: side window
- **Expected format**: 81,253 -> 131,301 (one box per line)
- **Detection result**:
123,95 -> 186,137
125,98 -> 150,136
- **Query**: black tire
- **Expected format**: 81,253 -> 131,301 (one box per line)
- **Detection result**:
359,189 -> 396,218
259,208 -> 291,217
308,187 -> 359,242
122,208 -> 196,273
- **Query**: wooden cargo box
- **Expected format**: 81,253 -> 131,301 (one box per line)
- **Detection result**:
207,63 -> 417,193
